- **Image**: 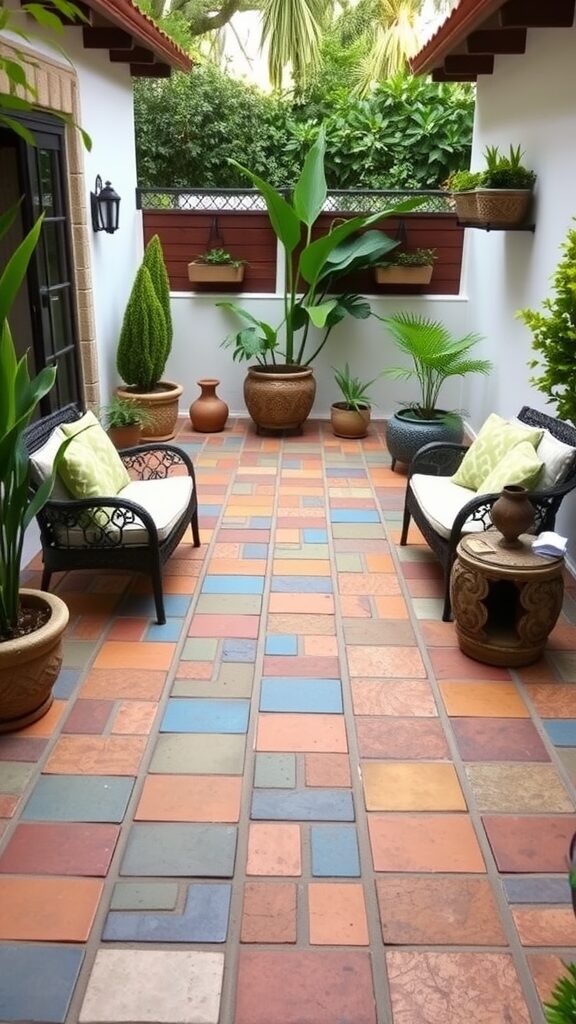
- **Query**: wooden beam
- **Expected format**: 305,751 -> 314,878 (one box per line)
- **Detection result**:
432,68 -> 478,82
500,0 -> 575,27
20,0 -> 91,24
131,63 -> 171,78
110,46 -> 155,64
467,27 -> 527,53
444,54 -> 495,74
83,27 -> 133,49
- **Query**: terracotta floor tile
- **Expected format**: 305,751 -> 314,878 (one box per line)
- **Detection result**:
482,815 -> 576,872
363,762 -> 466,811
163,576 -> 198,594
439,682 -> 529,717
357,718 -> 449,759
305,753 -> 351,787
308,883 -> 368,944
0,822 -> 119,876
348,646 -> 426,678
0,877 -> 103,940
373,596 -> 409,619
352,680 -> 437,717
303,635 -> 339,657
339,595 -> 373,618
112,701 -> 158,735
267,614 -> 336,635
80,668 -> 166,701
339,574 -> 400,596
246,823 -> 301,875
465,763 -> 573,812
420,621 -> 461,646
512,907 -> 576,946
209,559 -> 267,575
256,714 -> 348,753
369,814 -> 485,872
527,954 -> 567,1006
263,655 -> 340,677
18,700 -> 66,737
405,578 -> 444,597
273,559 -> 330,576
241,882 -> 297,943
526,683 -> 576,717
430,649 -> 512,680
93,641 -> 175,671
107,618 -> 149,641
376,877 -> 506,945
63,700 -> 113,735
45,735 -> 147,775
188,614 -> 260,638
451,717 -> 549,761
365,554 -> 394,573
386,951 -> 530,1024
268,594 -> 335,615
0,795 -> 18,817
135,775 -> 242,822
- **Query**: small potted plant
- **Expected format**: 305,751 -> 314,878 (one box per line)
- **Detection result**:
187,247 -> 245,285
444,169 -> 485,223
375,248 -> 437,286
330,364 -> 380,439
476,144 -> 536,227
100,396 -> 152,449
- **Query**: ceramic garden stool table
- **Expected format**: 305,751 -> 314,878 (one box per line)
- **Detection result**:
450,530 -> 564,667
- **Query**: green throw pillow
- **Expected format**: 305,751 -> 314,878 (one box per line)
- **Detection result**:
452,413 -> 543,490
58,411 -> 130,499
477,441 -> 544,494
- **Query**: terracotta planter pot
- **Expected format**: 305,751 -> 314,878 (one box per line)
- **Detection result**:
189,379 -> 229,433
0,590 -> 69,733
491,485 -> 535,546
115,382 -> 183,442
107,424 -> 142,450
375,265 -> 433,286
187,263 -> 244,285
244,364 -> 316,432
330,403 -> 370,439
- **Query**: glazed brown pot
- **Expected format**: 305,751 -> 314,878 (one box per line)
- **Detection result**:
189,379 -> 229,433
330,403 -> 370,439
491,485 -> 535,546
115,382 -> 183,442
244,364 -> 316,431
0,590 -> 69,733
107,424 -> 142,450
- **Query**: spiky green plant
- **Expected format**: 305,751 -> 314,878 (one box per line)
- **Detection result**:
544,963 -> 576,1023
333,363 -> 379,411
380,313 -> 492,419
142,234 -> 172,358
116,264 -> 168,392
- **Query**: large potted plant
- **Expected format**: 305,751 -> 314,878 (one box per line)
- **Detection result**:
380,312 -> 492,470
0,207 -> 70,731
219,126 -> 419,432
116,234 -> 182,441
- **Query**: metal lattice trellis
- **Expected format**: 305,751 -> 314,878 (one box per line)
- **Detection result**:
136,188 -> 452,215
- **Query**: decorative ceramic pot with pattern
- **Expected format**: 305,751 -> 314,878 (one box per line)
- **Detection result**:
0,590 -> 69,732
244,364 -> 316,432
115,382 -> 183,442
386,408 -> 463,471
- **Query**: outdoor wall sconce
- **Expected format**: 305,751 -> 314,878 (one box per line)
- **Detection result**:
91,175 -> 121,234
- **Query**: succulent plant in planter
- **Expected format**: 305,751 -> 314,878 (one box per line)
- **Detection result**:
444,169 -> 485,223
188,247 -> 245,285
330,363 -> 380,439
476,144 -> 536,226
375,247 -> 437,286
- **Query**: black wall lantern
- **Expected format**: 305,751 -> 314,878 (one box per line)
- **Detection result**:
91,175 -> 121,234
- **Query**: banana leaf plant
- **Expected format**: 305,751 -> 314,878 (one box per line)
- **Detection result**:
219,125 -> 423,366
0,205 -> 68,641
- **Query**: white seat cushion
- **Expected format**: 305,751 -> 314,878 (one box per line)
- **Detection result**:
410,474 -> 485,540
55,476 -> 193,547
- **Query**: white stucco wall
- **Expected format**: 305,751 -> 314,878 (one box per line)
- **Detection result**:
167,292 -> 469,419
460,23 -> 576,553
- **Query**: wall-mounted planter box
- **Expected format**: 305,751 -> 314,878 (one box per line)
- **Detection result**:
475,188 -> 533,228
451,191 -> 482,224
187,262 -> 245,285
375,264 -> 433,286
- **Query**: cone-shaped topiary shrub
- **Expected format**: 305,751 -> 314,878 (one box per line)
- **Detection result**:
143,233 -> 172,358
116,264 -> 167,392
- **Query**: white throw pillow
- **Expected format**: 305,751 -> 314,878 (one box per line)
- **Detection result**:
29,426 -> 72,501
535,429 -> 576,489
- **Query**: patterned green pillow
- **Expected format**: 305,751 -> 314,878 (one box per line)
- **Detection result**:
59,411 -> 130,498
477,441 -> 544,494
452,413 -> 543,490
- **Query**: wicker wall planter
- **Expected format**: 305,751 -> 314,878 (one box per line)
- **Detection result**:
452,191 -> 481,223
375,264 -> 433,286
187,262 -> 244,285
475,188 -> 532,227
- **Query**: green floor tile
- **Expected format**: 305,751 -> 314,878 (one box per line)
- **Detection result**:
195,595 -> 262,615
254,753 -> 296,789
111,882 -> 179,911
121,823 -> 237,877
331,524 -> 385,539
335,554 -> 363,572
149,734 -> 246,774
181,638 -> 219,661
61,640 -> 98,668
0,763 -> 35,794
172,673 -> 254,699
273,545 -> 329,559
411,598 -> 445,620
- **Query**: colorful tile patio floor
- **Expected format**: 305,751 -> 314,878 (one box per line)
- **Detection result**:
2,416 -> 576,1023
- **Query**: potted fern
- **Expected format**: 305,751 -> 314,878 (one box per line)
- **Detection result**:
330,364 -> 379,439
188,247 -> 245,285
115,234 -> 181,440
100,396 -> 152,449
379,313 -> 492,470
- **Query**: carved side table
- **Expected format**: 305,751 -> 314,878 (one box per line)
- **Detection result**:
450,531 -> 564,667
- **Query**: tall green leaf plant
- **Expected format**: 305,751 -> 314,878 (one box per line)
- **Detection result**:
219,125 -> 421,368
0,205 -> 66,641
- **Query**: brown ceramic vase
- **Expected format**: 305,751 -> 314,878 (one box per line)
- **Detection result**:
491,485 -> 535,546
189,379 -> 229,433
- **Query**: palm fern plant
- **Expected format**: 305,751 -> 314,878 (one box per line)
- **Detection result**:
333,363 -> 379,410
544,963 -> 576,1023
380,312 -> 492,419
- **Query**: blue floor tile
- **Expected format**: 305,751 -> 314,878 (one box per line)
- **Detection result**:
330,509 -> 380,523
161,698 -> 250,733
265,634 -> 298,656
202,575 -> 264,594
271,576 -> 332,593
326,468 -> 367,477
22,776 -> 134,822
303,529 -> 327,543
103,884 -> 231,942
145,618 -> 183,642
503,877 -> 571,904
244,543 -> 268,559
250,517 -> 272,528
260,678 -> 342,713
53,668 -> 81,700
198,504 -> 223,516
163,595 -> 193,616
304,497 -> 324,507
0,945 -> 84,1023
251,789 -> 354,821
542,720 -> 576,745
222,639 -> 257,662
311,826 -> 360,877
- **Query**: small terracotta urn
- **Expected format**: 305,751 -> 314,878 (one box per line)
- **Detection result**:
491,484 -> 535,546
189,379 -> 229,433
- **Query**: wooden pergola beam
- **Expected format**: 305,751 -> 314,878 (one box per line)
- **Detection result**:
467,27 -> 527,53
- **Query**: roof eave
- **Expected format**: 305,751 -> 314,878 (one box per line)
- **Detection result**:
87,0 -> 192,72
411,0 -> 502,74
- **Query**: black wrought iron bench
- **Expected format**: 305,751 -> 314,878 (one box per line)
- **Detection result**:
24,405 -> 200,624
400,406 -> 576,621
